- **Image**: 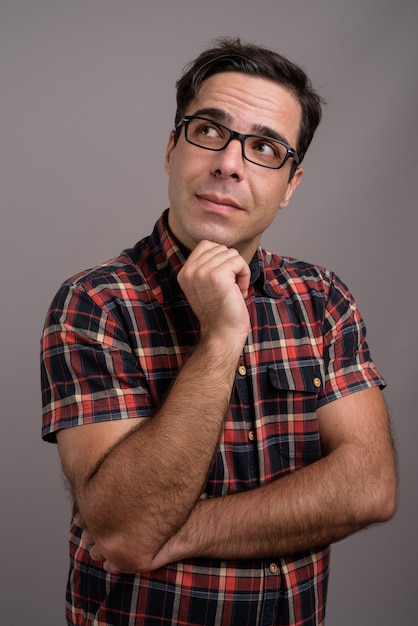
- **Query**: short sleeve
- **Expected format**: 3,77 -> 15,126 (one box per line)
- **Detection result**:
317,273 -> 385,407
41,282 -> 153,442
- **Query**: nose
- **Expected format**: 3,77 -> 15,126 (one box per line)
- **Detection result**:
211,137 -> 245,180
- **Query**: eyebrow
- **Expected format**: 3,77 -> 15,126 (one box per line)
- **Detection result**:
190,107 -> 292,147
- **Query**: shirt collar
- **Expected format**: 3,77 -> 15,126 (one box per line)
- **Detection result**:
145,210 -> 187,302
248,247 -> 283,299
147,210 -> 280,302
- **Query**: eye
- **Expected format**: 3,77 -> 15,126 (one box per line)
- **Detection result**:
194,121 -> 223,138
199,123 -> 216,135
187,118 -> 228,146
247,137 -> 287,165
251,138 -> 280,158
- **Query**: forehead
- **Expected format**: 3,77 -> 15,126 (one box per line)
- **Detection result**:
188,72 -> 302,146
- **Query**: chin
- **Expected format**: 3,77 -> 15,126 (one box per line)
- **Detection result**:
193,231 -> 235,249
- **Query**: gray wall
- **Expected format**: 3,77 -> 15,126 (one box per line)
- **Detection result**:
1,1 -> 416,623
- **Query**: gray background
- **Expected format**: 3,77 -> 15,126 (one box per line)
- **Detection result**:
1,0 -> 416,623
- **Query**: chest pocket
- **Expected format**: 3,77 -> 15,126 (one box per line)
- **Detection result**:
260,361 -> 323,475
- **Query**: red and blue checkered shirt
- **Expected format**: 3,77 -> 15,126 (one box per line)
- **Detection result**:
41,210 -> 385,625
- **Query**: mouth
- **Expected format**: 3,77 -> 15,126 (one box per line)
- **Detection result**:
196,193 -> 243,211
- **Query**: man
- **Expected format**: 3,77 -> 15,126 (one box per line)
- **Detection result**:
41,38 -> 396,625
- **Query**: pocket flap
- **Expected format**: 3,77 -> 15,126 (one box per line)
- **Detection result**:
268,361 -> 322,393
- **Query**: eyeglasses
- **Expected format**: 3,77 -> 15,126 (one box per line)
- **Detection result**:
177,115 -> 299,170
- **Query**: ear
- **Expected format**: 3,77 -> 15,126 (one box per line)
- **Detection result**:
278,167 -> 304,209
164,131 -> 176,174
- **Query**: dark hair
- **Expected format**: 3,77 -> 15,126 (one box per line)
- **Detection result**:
174,37 -> 324,174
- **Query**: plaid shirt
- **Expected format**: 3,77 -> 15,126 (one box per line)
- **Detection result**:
41,210 -> 384,626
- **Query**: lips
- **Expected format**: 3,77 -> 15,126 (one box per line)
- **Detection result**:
197,193 -> 243,210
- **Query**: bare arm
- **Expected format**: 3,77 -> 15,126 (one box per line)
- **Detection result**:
57,241 -> 251,572
147,386 -> 397,569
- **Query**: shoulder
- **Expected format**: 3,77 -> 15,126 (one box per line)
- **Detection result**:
258,249 -> 360,329
260,248 -> 347,296
48,236 -> 158,314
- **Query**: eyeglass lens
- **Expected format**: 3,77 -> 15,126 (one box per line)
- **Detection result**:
184,117 -> 291,168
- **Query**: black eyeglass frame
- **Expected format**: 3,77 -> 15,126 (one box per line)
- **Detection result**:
177,115 -> 300,170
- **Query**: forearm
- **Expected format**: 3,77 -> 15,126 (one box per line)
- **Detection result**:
74,335 -> 242,570
153,440 -> 396,567
187,455 -> 365,559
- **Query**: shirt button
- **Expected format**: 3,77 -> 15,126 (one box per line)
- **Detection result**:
238,365 -> 247,376
313,377 -> 321,388
269,563 -> 278,574
248,430 -> 255,441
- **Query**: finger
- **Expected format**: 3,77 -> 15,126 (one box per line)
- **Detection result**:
187,239 -> 224,259
103,560 -> 124,575
183,240 -> 249,274
89,544 -> 105,562
181,245 -> 250,285
81,528 -> 94,546
209,250 -> 251,297
234,261 -> 251,297
182,242 -> 232,271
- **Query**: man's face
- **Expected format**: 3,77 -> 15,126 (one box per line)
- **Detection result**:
165,72 -> 303,262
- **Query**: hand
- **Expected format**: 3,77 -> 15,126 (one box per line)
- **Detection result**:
178,240 -> 251,345
74,514 -> 127,575
77,521 -> 176,575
